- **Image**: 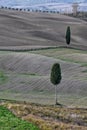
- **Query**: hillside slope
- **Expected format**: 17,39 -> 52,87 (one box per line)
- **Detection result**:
0,51 -> 87,106
0,9 -> 87,50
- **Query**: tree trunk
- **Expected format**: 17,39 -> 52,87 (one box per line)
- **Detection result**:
55,85 -> 57,105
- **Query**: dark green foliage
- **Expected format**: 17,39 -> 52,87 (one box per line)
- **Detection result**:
66,26 -> 71,45
50,63 -> 61,85
50,63 -> 62,105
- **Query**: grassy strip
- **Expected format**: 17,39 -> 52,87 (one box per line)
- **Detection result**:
0,92 -> 87,107
29,47 -> 87,66
0,46 -> 87,52
19,73 -> 40,77
0,106 -> 39,130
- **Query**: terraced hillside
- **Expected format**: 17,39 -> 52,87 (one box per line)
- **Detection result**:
0,9 -> 87,50
0,48 -> 87,107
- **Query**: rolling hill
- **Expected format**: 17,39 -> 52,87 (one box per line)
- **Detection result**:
0,49 -> 87,106
0,10 -> 87,107
0,9 -> 87,50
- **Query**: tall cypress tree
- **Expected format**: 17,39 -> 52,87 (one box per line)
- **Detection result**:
66,26 -> 71,45
50,63 -> 62,105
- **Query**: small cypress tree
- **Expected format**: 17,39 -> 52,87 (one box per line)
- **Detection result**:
66,26 -> 71,45
50,63 -> 62,105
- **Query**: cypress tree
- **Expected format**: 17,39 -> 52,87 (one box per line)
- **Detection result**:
66,26 -> 71,45
50,63 -> 62,105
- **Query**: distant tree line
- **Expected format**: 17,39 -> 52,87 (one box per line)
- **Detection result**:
0,6 -> 60,14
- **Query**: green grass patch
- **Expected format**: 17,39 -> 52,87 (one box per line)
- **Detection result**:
0,71 -> 8,85
81,63 -> 87,67
82,69 -> 87,73
0,106 -> 39,130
